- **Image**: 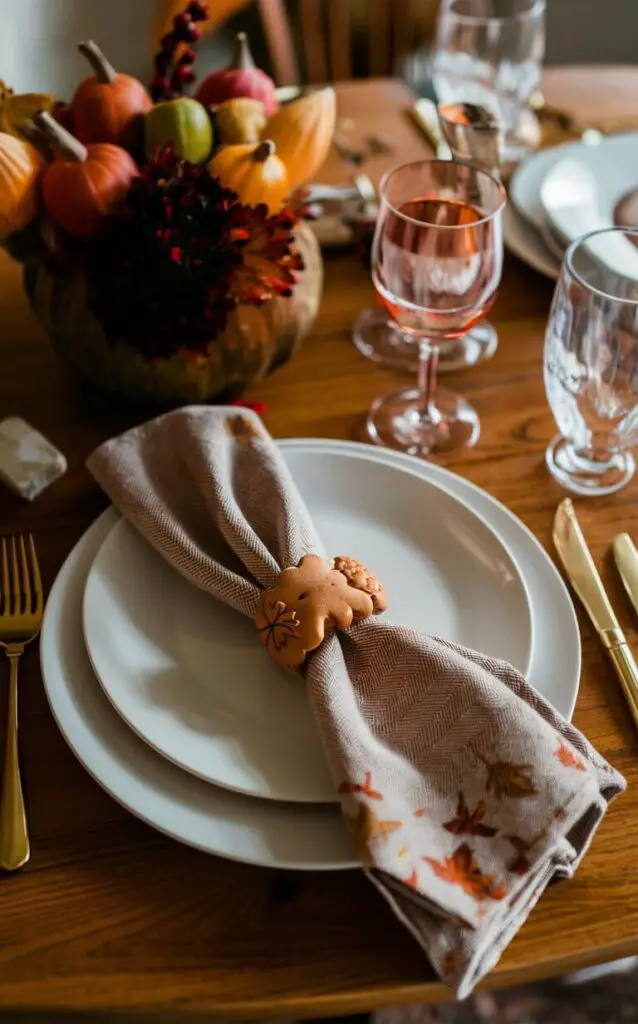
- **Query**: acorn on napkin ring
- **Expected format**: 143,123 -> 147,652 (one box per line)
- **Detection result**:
255,555 -> 387,670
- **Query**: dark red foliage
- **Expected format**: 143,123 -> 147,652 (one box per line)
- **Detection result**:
85,147 -> 303,361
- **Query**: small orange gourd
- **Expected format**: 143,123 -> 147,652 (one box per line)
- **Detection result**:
34,111 -> 138,238
72,40 -> 152,152
208,139 -> 289,212
0,132 -> 44,237
263,87 -> 336,190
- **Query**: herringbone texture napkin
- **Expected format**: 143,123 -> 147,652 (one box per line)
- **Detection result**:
88,407 -> 625,999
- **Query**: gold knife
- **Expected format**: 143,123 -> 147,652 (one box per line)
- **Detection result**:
612,533 -> 638,618
553,498 -> 638,729
406,99 -> 452,159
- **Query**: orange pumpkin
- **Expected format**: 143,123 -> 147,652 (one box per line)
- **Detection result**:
72,40 -> 152,152
208,139 -> 289,212
0,132 -> 44,237
263,87 -> 336,190
34,111 -> 138,238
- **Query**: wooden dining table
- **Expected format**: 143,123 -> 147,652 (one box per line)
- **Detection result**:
1,67 -> 638,1018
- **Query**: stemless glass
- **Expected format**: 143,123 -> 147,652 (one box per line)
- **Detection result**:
544,227 -> 638,496
366,159 -> 505,456
431,0 -> 546,165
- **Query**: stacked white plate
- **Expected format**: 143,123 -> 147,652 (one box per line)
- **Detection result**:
506,132 -> 638,280
41,439 -> 581,870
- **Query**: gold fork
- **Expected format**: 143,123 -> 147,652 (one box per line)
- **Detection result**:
0,535 -> 43,870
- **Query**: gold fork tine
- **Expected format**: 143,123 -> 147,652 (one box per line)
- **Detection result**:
18,536 -> 32,614
10,536 -> 20,615
28,534 -> 43,614
1,538 -> 9,617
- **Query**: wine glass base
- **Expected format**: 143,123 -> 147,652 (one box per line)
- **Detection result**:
366,386 -> 480,457
546,436 -> 636,496
352,308 -> 498,373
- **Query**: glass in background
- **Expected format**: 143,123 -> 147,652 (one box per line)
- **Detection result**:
544,227 -> 638,496
366,159 -> 505,457
431,0 -> 546,165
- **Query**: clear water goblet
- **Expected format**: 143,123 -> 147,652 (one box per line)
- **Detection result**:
544,227 -> 638,496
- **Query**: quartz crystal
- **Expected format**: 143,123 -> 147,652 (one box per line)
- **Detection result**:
0,417 -> 67,501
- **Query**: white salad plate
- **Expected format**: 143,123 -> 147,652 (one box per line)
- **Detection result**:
510,132 -> 638,233
82,449 -> 533,804
40,440 -> 581,870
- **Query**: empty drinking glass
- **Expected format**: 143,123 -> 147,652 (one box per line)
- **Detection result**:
431,0 -> 546,164
544,227 -> 638,496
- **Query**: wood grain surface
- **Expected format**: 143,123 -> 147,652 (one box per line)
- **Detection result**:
1,69 -> 638,1017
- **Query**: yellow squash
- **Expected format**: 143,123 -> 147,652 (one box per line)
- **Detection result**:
208,139 -> 289,212
263,87 -> 336,189
0,80 -> 54,144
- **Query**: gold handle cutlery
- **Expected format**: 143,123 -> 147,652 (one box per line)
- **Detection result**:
553,499 -> 638,730
0,534 -> 44,870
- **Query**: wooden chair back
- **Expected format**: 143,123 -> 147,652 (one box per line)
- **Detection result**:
256,0 -> 439,86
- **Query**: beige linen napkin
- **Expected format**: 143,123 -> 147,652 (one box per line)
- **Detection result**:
88,407 -> 625,999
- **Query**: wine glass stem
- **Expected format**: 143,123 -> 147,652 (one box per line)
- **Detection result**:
417,340 -> 441,425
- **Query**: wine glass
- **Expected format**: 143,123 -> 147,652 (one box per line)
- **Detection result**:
365,159 -> 505,456
431,0 -> 546,166
544,227 -> 638,496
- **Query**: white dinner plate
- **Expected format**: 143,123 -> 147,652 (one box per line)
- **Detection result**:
539,138 -> 638,280
510,132 -> 638,233
82,451 -> 533,803
40,440 -> 581,869
503,203 -> 561,281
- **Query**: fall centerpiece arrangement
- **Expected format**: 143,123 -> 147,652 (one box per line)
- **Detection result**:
0,2 -> 335,404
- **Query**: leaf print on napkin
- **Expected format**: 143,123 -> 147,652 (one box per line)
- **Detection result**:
442,950 -> 460,977
405,868 -> 419,889
338,770 -> 382,800
554,741 -> 586,772
225,414 -> 261,444
346,804 -> 402,863
443,793 -> 498,837
504,835 -> 533,876
424,843 -> 507,902
477,754 -> 538,800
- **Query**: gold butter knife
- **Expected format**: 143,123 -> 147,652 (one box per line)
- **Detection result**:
553,499 -> 638,729
612,533 -> 638,618
407,99 -> 452,160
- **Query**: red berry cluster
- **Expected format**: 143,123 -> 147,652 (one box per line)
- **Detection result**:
151,1 -> 209,102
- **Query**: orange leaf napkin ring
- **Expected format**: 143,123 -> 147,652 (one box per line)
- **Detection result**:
254,554 -> 387,670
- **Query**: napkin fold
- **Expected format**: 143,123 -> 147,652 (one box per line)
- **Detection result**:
88,407 -> 625,999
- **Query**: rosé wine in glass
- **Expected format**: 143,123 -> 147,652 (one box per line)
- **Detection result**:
365,160 -> 505,457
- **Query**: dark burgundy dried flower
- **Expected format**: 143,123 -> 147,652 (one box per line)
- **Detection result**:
85,147 -> 303,361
